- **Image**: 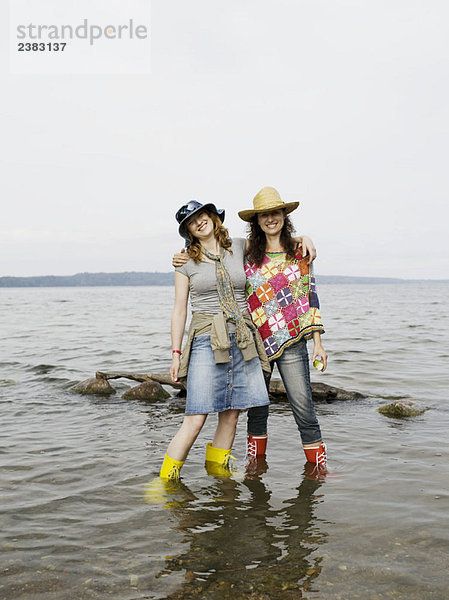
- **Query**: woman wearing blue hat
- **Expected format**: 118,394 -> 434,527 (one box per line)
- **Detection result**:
157,200 -> 271,481
173,188 -> 327,475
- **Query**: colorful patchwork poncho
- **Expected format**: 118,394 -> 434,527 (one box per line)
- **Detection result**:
244,246 -> 324,361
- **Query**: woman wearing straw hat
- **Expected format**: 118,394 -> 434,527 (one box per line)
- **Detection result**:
239,186 -> 328,472
172,189 -> 327,472
155,200 -> 270,482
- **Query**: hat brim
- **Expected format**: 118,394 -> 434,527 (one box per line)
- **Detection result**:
178,203 -> 225,240
238,201 -> 299,222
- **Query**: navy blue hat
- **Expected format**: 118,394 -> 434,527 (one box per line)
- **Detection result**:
175,200 -> 225,245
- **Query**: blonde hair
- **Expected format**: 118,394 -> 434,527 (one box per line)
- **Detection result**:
187,211 -> 232,263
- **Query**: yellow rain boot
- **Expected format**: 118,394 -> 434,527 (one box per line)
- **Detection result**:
144,454 -> 184,504
160,454 -> 185,481
205,443 -> 235,478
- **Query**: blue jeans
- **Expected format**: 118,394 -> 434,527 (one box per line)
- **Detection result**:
247,339 -> 322,445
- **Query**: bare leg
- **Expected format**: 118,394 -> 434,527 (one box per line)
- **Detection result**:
212,409 -> 239,449
166,414 -> 208,461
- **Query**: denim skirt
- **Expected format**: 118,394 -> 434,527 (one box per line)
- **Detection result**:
185,334 -> 270,415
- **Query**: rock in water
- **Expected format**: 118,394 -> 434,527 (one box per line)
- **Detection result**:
71,377 -> 116,395
269,379 -> 365,402
122,380 -> 170,401
310,382 -> 365,402
378,400 -> 428,418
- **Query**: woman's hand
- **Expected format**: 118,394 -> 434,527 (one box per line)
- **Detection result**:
172,248 -> 189,268
300,235 -> 317,264
312,340 -> 328,372
170,354 -> 181,383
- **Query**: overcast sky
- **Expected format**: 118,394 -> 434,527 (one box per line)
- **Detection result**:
1,0 -> 448,279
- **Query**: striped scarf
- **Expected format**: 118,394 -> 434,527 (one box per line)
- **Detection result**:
201,246 -> 252,348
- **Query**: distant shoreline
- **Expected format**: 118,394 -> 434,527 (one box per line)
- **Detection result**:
1,272 -> 448,288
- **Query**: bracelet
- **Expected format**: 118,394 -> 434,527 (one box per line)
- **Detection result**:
172,350 -> 182,355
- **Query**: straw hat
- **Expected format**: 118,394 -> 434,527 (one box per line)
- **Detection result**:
238,187 -> 299,222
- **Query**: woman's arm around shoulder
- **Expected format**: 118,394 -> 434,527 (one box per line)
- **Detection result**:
293,235 -> 317,264
244,234 -> 317,263
172,247 -> 189,268
170,271 -> 189,383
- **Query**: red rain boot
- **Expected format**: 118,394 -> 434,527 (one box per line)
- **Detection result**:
303,442 -> 328,472
246,435 -> 268,478
247,435 -> 268,457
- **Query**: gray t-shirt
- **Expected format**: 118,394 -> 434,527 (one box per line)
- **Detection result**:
175,237 -> 247,314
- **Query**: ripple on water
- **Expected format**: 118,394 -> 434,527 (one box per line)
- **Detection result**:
0,379 -> 17,386
26,364 -> 57,374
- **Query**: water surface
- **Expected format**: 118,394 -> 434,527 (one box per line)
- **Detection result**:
1,284 -> 448,599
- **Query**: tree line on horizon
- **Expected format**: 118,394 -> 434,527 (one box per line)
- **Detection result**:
0,271 -> 441,287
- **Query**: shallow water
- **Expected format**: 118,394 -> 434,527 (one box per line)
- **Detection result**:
1,284 -> 448,599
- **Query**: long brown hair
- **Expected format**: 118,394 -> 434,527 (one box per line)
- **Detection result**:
246,211 -> 296,267
187,211 -> 233,263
